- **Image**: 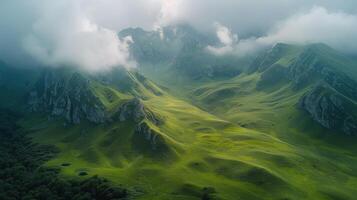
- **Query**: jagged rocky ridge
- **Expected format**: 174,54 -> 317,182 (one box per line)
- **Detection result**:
119,24 -> 242,79
251,43 -> 357,135
134,121 -> 169,153
299,84 -> 357,135
28,69 -> 169,151
28,70 -> 107,124
116,98 -> 167,152
116,98 -> 162,125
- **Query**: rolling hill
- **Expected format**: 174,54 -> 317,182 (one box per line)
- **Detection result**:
1,39 -> 357,200
190,43 -> 357,135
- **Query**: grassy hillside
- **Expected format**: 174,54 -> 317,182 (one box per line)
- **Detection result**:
21,92 -> 357,200
5,43 -> 357,200
21,72 -> 357,199
189,43 -> 357,134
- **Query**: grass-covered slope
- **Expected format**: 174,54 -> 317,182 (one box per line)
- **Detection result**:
21,92 -> 326,200
3,42 -> 357,200
191,43 -> 357,134
18,55 -> 357,200
183,43 -> 357,199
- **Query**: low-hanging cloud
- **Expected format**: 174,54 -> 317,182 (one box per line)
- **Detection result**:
207,7 -> 357,57
206,23 -> 238,56
259,7 -> 357,53
23,1 -> 136,72
1,0 -> 357,70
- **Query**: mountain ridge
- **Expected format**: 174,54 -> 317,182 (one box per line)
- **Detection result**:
1,39 -> 357,199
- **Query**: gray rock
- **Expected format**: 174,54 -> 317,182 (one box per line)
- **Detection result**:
134,121 -> 167,151
299,84 -> 357,135
116,98 -> 162,125
28,71 -> 107,124
135,122 -> 160,150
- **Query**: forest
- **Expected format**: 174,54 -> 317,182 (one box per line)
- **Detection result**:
0,109 -> 129,200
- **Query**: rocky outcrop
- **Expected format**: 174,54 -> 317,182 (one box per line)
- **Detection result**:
28,71 -> 106,124
299,84 -> 357,135
287,47 -> 321,88
116,98 -> 163,125
320,68 -> 357,101
289,46 -> 357,135
114,98 -> 168,152
250,43 -> 357,135
134,121 -> 168,151
287,47 -> 357,96
250,44 -> 357,95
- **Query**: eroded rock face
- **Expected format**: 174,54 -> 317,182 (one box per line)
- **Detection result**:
134,122 -> 166,151
28,71 -> 106,124
287,48 -> 322,88
116,98 -> 162,125
287,48 -> 357,96
115,98 -> 167,152
250,44 -> 357,135
299,84 -> 357,135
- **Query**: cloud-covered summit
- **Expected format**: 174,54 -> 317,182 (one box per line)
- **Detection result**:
1,0 -> 357,71
23,1 -> 136,72
206,7 -> 357,57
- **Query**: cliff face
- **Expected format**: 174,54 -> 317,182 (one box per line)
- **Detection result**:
289,47 -> 357,135
116,98 -> 162,125
287,47 -> 357,97
28,70 -> 163,125
115,98 -> 166,151
134,121 -> 169,153
299,84 -> 357,135
28,71 -> 106,124
28,69 -> 170,153
251,43 -> 357,135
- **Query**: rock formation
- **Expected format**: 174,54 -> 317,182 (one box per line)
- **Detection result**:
299,84 -> 357,135
28,70 -> 106,124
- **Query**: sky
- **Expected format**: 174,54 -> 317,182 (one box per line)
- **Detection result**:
1,0 -> 357,71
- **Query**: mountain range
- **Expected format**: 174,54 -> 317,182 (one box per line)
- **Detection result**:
1,25 -> 357,200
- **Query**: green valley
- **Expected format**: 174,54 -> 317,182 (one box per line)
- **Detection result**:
1,4 -> 357,197
0,40 -> 356,200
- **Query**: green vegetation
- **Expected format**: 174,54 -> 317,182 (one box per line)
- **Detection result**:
21,89 -> 357,199
0,110 -> 128,200
2,43 -> 357,200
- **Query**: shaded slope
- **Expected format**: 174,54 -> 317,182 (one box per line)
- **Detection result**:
20,67 -> 357,200
120,24 -> 248,85
3,42 -> 357,200
193,43 -> 357,135
0,109 -> 129,200
0,61 -> 40,110
27,67 -> 165,124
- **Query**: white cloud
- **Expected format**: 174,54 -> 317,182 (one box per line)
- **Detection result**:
215,23 -> 238,46
1,0 -> 357,68
153,0 -> 186,40
151,0 -> 357,36
258,6 -> 357,53
206,23 -> 238,56
22,1 -> 136,72
207,7 -> 357,57
156,0 -> 186,26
